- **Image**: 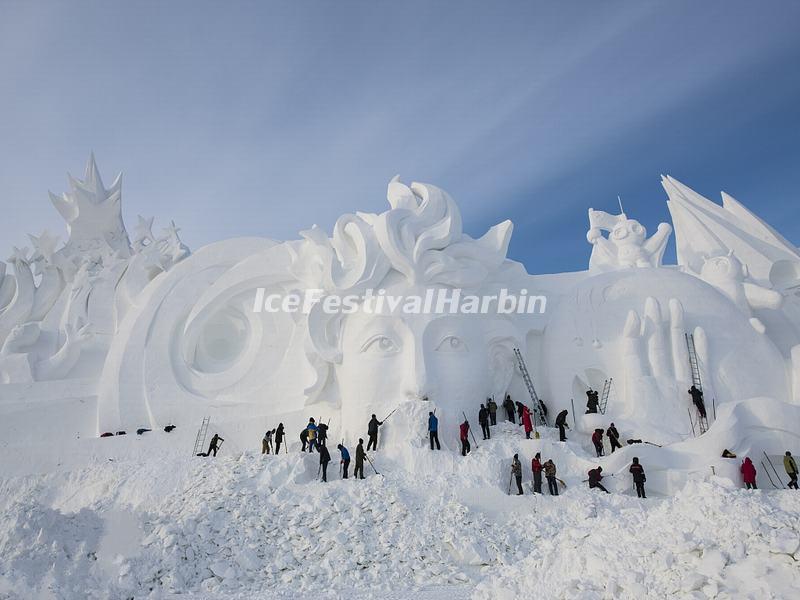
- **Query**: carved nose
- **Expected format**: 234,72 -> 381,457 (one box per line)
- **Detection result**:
404,345 -> 430,401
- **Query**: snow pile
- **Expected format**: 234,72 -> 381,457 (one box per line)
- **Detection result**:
1,421 -> 799,599
109,452 -> 520,597
0,499 -> 105,599
476,478 -> 800,599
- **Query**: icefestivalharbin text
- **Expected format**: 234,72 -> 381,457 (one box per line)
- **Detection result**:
252,287 -> 548,315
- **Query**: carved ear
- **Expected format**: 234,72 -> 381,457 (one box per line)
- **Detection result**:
306,303 -> 344,364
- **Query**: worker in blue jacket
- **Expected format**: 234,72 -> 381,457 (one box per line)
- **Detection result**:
306,418 -> 318,453
338,444 -> 351,478
428,411 -> 441,450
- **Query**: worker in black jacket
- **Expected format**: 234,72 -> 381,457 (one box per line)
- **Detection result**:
629,457 -> 646,498
555,409 -> 569,442
479,404 -> 490,440
319,444 -> 331,482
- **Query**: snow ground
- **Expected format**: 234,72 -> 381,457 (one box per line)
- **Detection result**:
0,421 -> 798,599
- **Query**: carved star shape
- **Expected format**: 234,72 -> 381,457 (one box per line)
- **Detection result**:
162,220 -> 180,239
134,215 -> 155,242
7,246 -> 30,264
28,230 -> 60,263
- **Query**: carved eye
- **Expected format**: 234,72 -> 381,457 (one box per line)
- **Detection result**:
361,335 -> 399,355
631,224 -> 643,235
435,335 -> 467,353
612,228 -> 627,239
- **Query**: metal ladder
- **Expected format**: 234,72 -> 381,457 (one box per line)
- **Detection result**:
599,378 -> 613,415
513,348 -> 546,426
685,333 -> 709,434
192,416 -> 210,456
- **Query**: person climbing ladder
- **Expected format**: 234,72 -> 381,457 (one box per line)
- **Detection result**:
688,385 -> 707,419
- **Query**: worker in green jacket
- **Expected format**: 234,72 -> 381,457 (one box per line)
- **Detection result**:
785,451 -> 799,489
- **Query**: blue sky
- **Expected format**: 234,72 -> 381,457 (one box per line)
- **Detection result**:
1,0 -> 798,274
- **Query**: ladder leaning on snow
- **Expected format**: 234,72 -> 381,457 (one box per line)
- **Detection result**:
192,416 -> 211,456
512,348 -> 546,427
599,378 -> 614,415
685,333 -> 710,435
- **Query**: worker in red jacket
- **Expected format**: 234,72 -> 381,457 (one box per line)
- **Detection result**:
521,406 -> 533,439
741,457 -> 757,489
592,428 -> 605,457
531,452 -> 543,494
459,420 -> 471,456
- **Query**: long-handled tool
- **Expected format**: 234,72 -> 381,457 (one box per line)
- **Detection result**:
462,411 -> 479,449
365,453 -> 380,475
382,407 -> 398,422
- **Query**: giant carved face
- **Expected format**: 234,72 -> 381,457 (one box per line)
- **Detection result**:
332,282 -> 517,441
295,178 -> 521,443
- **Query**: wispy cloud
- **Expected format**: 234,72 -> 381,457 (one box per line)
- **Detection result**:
1,1 -> 798,274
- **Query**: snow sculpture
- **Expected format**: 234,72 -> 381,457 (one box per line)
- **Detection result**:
664,175 -> 800,396
48,152 -> 130,257
296,176 -> 524,440
101,175 -> 530,440
0,155 -> 189,386
0,320 -> 92,383
541,267 -> 788,443
4,153 -> 800,481
28,231 -> 65,322
586,208 -> 672,272
664,175 -> 800,288
0,247 -> 35,344
695,252 -> 783,333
